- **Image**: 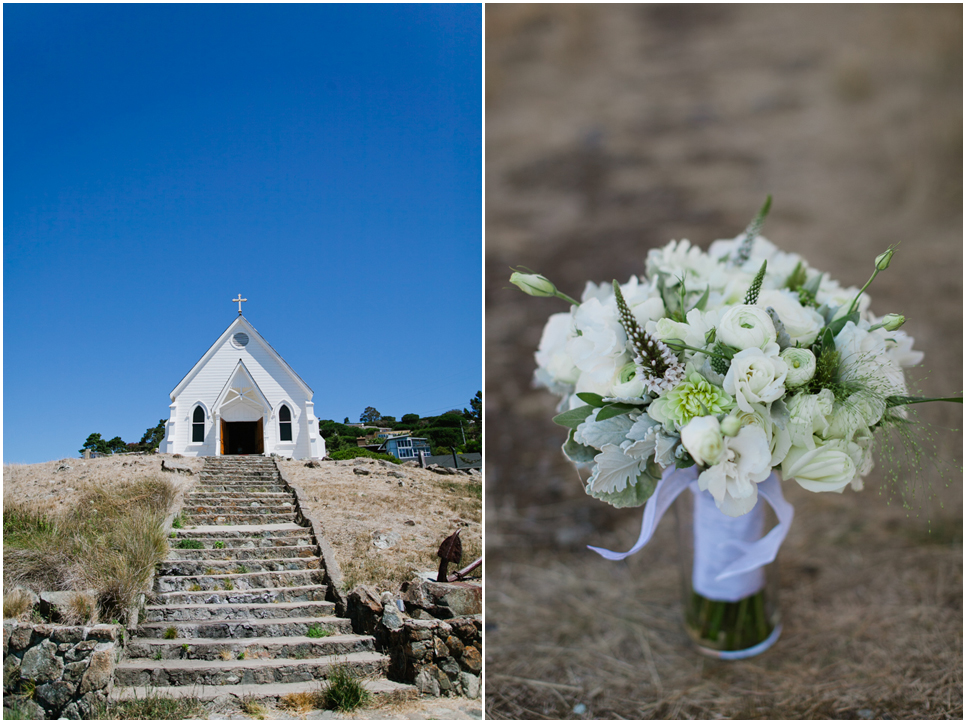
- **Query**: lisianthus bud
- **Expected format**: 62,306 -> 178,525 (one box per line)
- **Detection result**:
510,271 -> 555,297
875,249 -> 894,271
881,313 -> 905,331
719,415 -> 742,437
779,347 -> 816,388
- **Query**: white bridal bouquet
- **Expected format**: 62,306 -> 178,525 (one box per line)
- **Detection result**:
512,198 -> 959,656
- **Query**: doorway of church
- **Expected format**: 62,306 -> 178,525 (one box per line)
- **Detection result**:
221,419 -> 264,455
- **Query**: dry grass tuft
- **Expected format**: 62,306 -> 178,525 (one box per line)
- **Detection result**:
239,696 -> 268,719
60,591 -> 100,626
2,588 -> 35,621
279,691 -> 318,713
3,473 -> 178,622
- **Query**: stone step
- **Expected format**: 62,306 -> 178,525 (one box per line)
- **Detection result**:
173,523 -> 309,538
136,615 -> 352,640
197,474 -> 280,481
181,503 -> 295,516
155,568 -> 322,593
186,491 -> 292,501
189,484 -> 288,494
157,557 -> 321,578
114,650 -> 388,687
143,600 -> 335,623
154,584 -> 329,606
168,544 -> 319,561
168,536 -> 312,552
180,512 -> 296,526
126,633 -> 374,661
110,677 -> 417,705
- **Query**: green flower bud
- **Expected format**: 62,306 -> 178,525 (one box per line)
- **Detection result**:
510,271 -> 556,297
875,249 -> 894,271
719,416 -> 742,437
881,313 -> 905,331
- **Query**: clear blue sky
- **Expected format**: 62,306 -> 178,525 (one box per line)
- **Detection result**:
4,4 -> 482,463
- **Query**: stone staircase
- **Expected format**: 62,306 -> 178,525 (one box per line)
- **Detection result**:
111,455 -> 412,704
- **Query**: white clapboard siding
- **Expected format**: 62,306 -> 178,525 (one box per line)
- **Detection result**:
161,316 -> 324,460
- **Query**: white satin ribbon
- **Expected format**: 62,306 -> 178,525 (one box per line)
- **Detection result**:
588,466 -> 794,585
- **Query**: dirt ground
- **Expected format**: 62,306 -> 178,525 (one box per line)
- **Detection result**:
485,4 -> 962,720
276,457 -> 482,592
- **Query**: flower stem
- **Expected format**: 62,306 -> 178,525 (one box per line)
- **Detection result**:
554,290 -> 581,306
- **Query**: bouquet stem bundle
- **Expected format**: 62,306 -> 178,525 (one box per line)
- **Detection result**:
686,589 -> 773,653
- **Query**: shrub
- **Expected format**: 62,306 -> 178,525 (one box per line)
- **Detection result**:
176,539 -> 203,550
329,448 -> 399,464
213,541 -> 226,549
320,665 -> 370,712
163,627 -> 178,640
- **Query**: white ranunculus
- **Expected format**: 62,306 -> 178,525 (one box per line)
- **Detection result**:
535,312 -> 579,385
781,441 -> 858,493
680,416 -> 726,467
780,347 -> 816,388
757,289 -> 824,347
610,362 -> 646,400
825,394 -> 878,442
717,305 -> 777,350
697,425 -> 773,516
723,344 -> 788,413
785,389 -> 835,449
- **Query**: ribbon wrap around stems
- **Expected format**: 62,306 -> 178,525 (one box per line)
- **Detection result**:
588,466 -> 794,594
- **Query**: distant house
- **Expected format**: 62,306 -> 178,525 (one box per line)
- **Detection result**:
379,435 -> 432,460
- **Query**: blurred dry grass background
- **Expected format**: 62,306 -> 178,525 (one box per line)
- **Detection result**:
485,5 -> 962,719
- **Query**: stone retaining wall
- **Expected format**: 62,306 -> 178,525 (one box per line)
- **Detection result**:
346,585 -> 482,699
386,616 -> 482,699
2,623 -> 124,719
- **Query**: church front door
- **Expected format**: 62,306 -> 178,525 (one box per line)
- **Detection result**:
222,419 -> 264,455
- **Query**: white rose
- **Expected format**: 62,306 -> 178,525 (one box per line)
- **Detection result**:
779,347 -> 816,388
697,425 -> 773,516
730,402 -> 792,468
757,289 -> 824,347
535,312 -> 579,385
781,440 -> 859,493
680,416 -> 726,467
723,344 -> 788,413
717,305 -> 777,350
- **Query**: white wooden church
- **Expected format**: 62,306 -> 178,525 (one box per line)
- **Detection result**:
161,297 -> 326,459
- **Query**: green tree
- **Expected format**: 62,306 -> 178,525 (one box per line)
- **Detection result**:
344,417 -> 350,424
379,415 -> 396,425
401,413 -> 420,425
106,436 -> 128,454
464,391 -> 482,424
138,420 -> 166,451
80,433 -> 110,456
360,407 -> 381,424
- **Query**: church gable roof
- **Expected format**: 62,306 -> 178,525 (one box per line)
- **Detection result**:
169,316 -> 313,401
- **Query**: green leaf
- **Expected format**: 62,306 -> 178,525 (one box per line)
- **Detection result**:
825,310 -> 860,338
784,261 -> 808,291
562,429 -> 599,465
595,403 -> 638,421
576,392 -> 605,407
552,405 -> 595,429
692,285 -> 711,312
886,395 -> 964,407
802,272 -> 823,297
587,465 -> 660,508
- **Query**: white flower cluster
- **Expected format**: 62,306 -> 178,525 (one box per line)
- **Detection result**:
531,231 -> 923,517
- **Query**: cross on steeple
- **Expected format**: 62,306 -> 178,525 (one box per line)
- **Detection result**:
232,294 -> 248,315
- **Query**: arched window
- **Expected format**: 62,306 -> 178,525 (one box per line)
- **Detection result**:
279,405 -> 292,442
192,406 -> 205,443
